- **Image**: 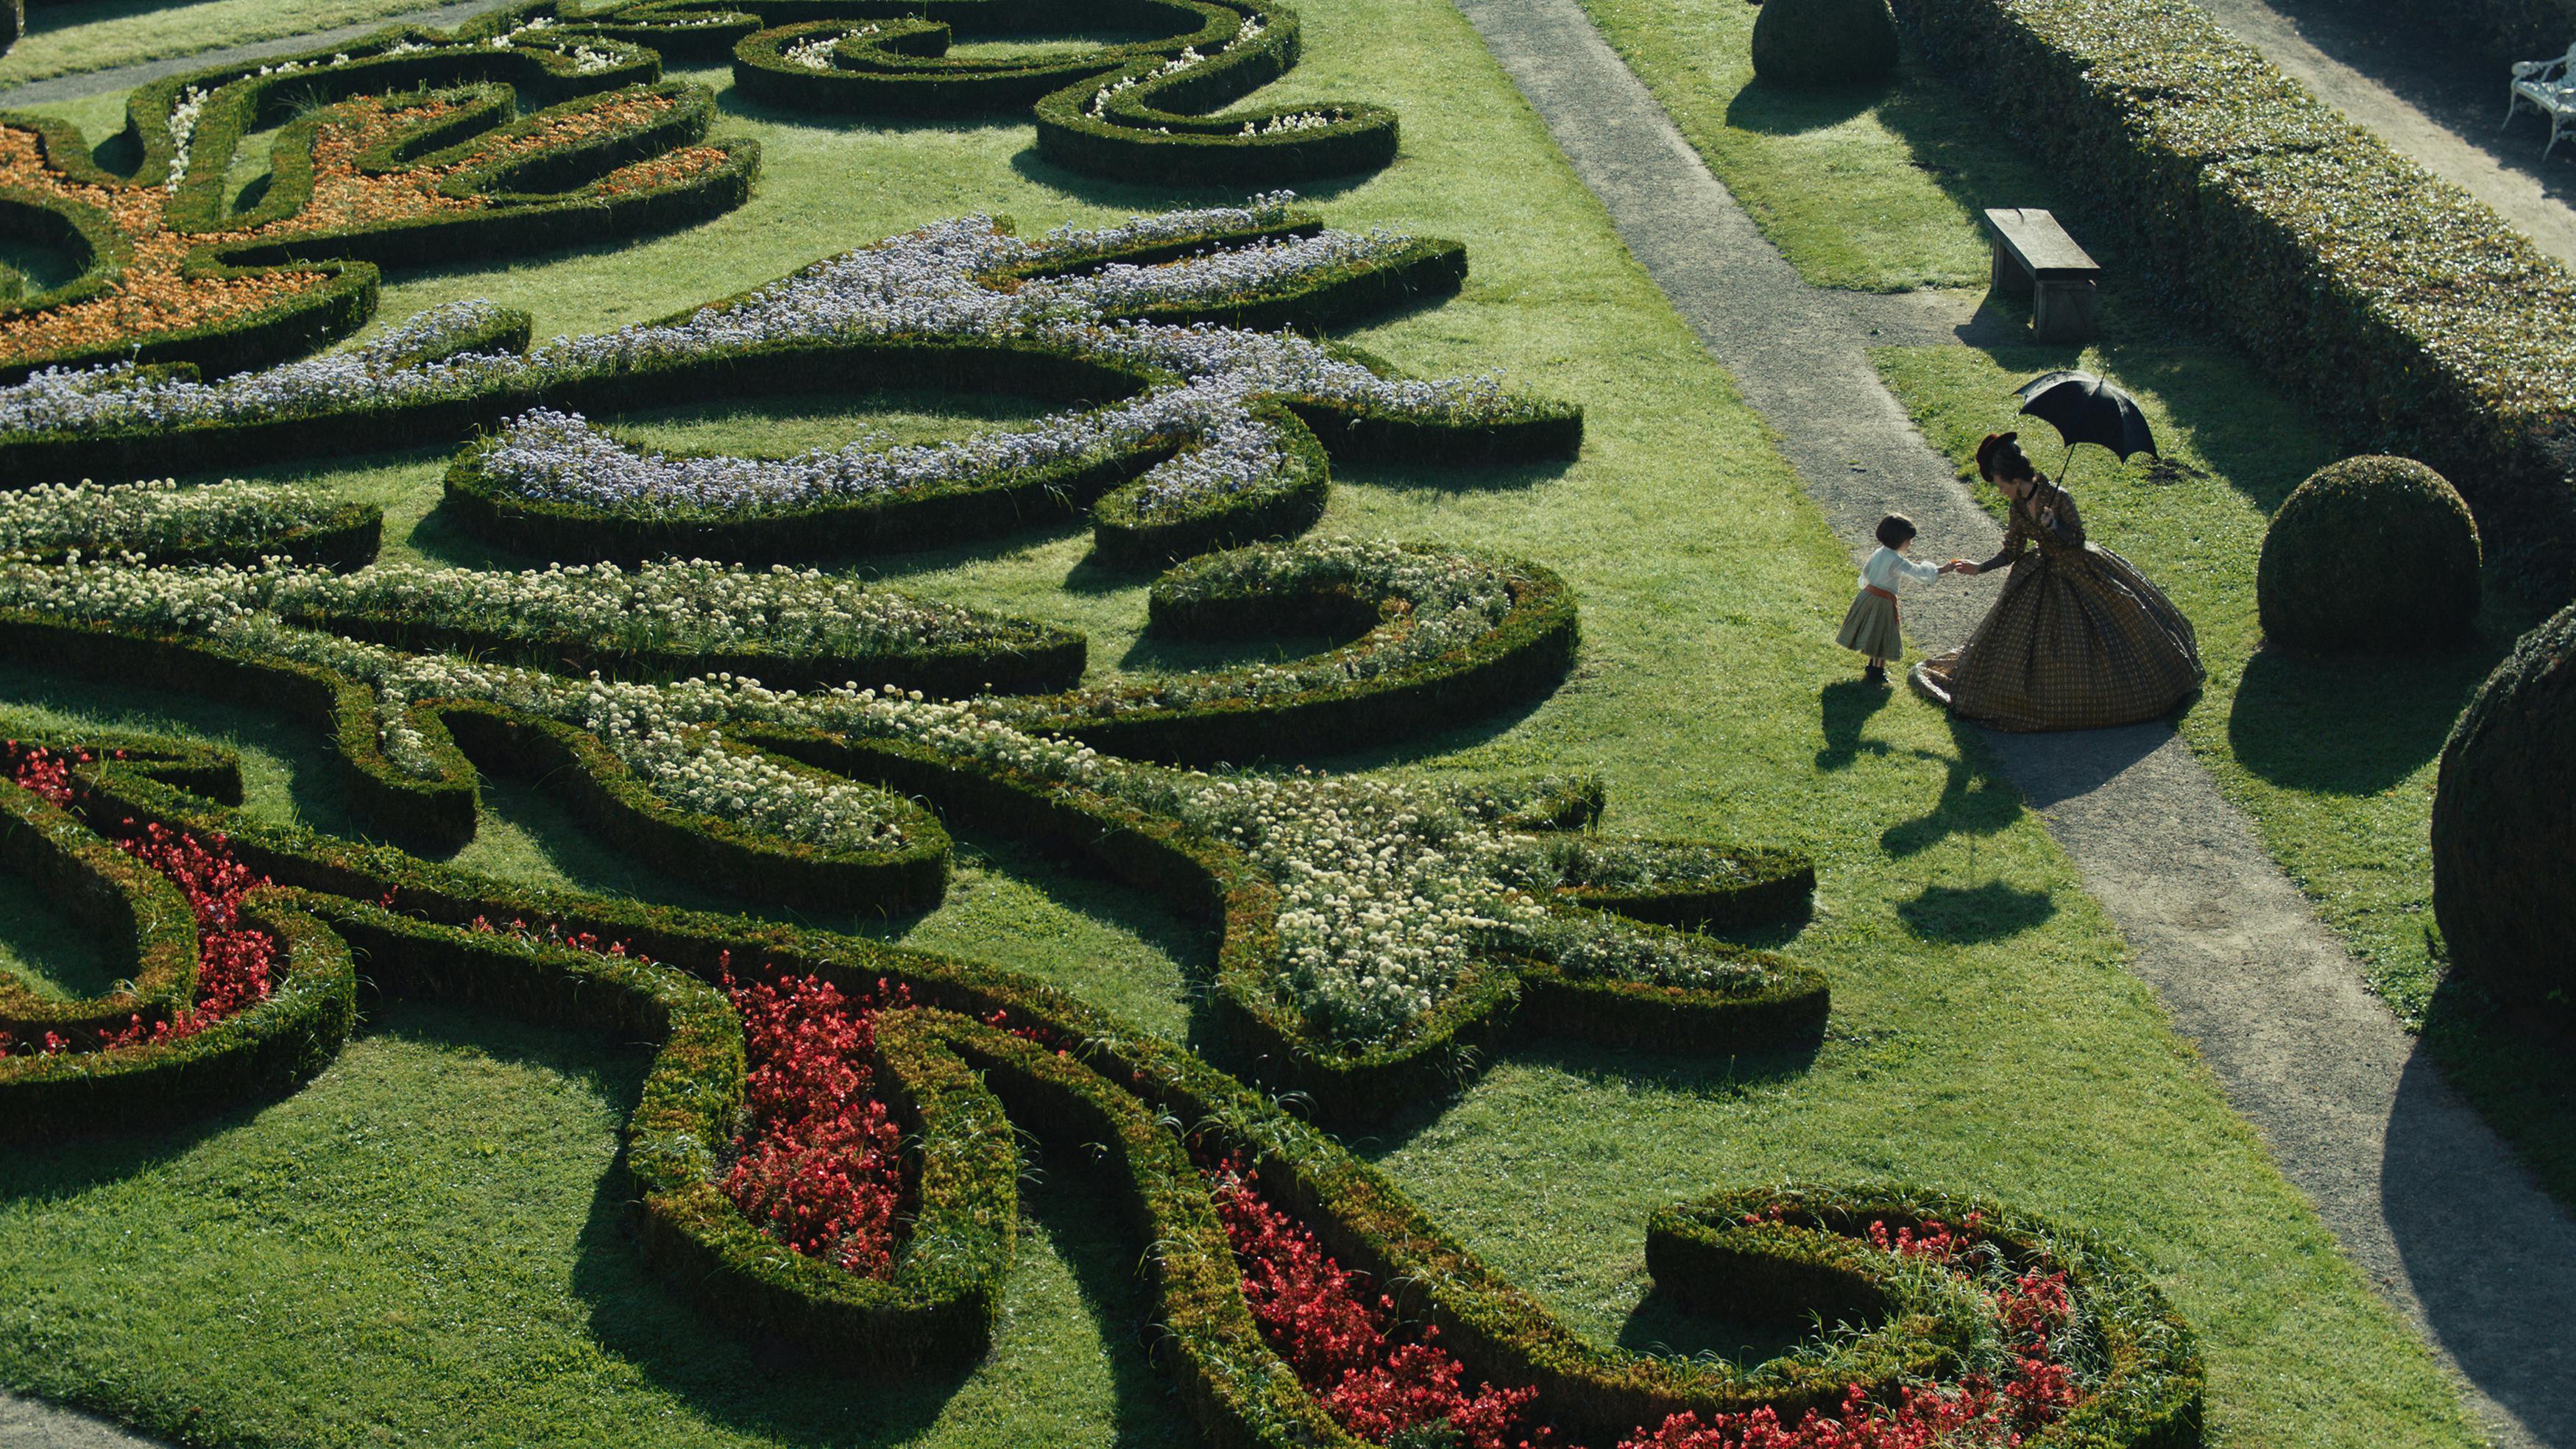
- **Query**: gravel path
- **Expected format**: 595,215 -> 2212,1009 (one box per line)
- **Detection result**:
0,0 -> 503,105
0,1394 -> 166,1448
2189,0 -> 2576,268
1442,0 -> 2576,1443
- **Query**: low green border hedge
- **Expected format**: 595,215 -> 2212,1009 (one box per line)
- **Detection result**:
0,888 -> 356,1141
1022,542 -> 1579,763
277,573 -> 1086,697
2,727 -> 2193,1448
0,18 -> 757,383
0,765 -> 198,1041
1892,0 -> 2576,600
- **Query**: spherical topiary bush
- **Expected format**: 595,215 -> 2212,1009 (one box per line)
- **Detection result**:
1749,0 -> 1899,88
2432,602 -> 2576,1023
2257,456 -> 2482,654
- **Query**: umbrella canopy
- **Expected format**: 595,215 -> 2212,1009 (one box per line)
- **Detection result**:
2014,370 -> 2156,462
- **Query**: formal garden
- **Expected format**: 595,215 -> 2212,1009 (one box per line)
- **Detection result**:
0,0 -> 2569,1442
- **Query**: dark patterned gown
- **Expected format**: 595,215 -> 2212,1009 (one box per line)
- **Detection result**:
1911,480 -> 2203,731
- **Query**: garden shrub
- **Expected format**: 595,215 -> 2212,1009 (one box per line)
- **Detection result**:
2432,601 -> 2576,1027
1750,0 -> 1900,88
559,0 -> 1398,185
1,202 -> 1577,570
0,478 -> 379,570
1892,0 -> 2576,602
0,6 -> 757,381
1,720 -> 2198,1448
2257,456 -> 2482,655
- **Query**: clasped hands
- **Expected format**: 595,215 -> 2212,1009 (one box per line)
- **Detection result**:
1940,559 -> 1980,576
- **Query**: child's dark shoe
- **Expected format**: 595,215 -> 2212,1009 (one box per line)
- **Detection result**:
1862,664 -> 1888,686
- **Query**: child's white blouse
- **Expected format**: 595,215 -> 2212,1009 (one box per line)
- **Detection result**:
1858,546 -> 1942,592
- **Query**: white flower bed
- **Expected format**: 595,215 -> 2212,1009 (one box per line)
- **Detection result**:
0,552 -> 1761,1049
0,478 -> 344,561
0,201 -> 1543,524
263,557 -> 1048,661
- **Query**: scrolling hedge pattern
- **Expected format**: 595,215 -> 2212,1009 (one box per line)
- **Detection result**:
0,7 -> 757,381
0,199 -> 2203,1449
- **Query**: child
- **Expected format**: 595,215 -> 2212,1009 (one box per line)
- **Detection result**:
1836,514 -> 1951,685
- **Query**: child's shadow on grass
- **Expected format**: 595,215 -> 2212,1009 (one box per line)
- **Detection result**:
1816,678 -> 1894,770
1894,880 -> 2056,943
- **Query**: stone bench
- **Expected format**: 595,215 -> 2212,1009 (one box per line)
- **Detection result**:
1984,207 -> 2100,344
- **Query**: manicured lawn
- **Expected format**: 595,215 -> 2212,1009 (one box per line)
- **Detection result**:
0,4 -> 2494,1447
1577,0 -> 2053,291
0,0 -> 461,90
1582,0 -> 2576,1216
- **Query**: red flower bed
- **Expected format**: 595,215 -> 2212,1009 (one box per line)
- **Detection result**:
1206,1157 -> 1547,1449
721,970 -> 911,1278
457,917 -> 918,1282
2,743 -> 278,1055
1205,1168 -> 2085,1449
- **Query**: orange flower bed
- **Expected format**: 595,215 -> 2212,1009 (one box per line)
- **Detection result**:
0,88 -> 734,369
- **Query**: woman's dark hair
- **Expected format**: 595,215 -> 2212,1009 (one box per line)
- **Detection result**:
1977,431 -> 2037,484
1875,514 -> 1917,549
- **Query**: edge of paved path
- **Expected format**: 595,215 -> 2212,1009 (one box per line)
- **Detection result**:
1440,0 -> 2576,1444
1,0 -> 506,105
2187,0 -> 2576,269
0,1392 -> 167,1448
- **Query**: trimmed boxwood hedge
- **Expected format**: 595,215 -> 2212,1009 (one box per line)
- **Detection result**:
10,727 -> 2195,1449
1892,0 -> 2576,601
0,888 -> 357,1142
2257,456 -> 2483,655
0,11 -> 757,383
3,215 -> 1574,582
558,0 -> 1396,185
2431,600 -> 2576,1029
7,500 -> 383,573
1021,540 -> 1580,764
0,612 -> 955,904
0,531 -> 1796,1119
275,572 -> 1086,698
0,764 -> 199,1044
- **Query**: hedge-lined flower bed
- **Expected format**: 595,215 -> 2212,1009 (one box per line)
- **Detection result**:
0,478 -> 381,570
0,4 -> 756,382
0,743 -> 355,1137
0,200 -> 1578,568
0,725 -> 2201,1448
550,0 -> 1397,185
258,556 -> 1086,695
0,583 -> 1812,1116
1892,0 -> 2576,599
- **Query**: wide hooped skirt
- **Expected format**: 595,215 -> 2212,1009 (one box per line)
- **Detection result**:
1911,544 -> 2201,731
1835,590 -> 1903,659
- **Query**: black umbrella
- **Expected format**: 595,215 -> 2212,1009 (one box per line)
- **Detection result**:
2013,370 -> 2155,484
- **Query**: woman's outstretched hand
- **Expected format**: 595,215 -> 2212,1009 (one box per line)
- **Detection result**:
1946,559 -> 1978,576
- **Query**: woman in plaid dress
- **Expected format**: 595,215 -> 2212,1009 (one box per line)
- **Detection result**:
1912,433 -> 2203,731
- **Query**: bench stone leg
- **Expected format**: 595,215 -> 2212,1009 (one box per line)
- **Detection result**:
2033,279 -> 2098,344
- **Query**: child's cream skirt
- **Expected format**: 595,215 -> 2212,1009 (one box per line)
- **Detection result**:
1836,586 -> 1903,659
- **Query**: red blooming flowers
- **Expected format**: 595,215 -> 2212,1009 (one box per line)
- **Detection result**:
721,971 -> 911,1278
1206,1163 -> 2086,1449
4,743 -> 278,1054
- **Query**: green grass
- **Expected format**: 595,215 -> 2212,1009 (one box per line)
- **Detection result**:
0,13 -> 2494,1449
1581,0 -> 2576,1269
1875,339 -> 2576,1213
0,0 -> 466,91
1575,0 -> 2055,291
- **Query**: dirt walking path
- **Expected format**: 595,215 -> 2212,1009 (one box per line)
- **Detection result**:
2190,0 -> 2576,269
1441,0 -> 2576,1442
